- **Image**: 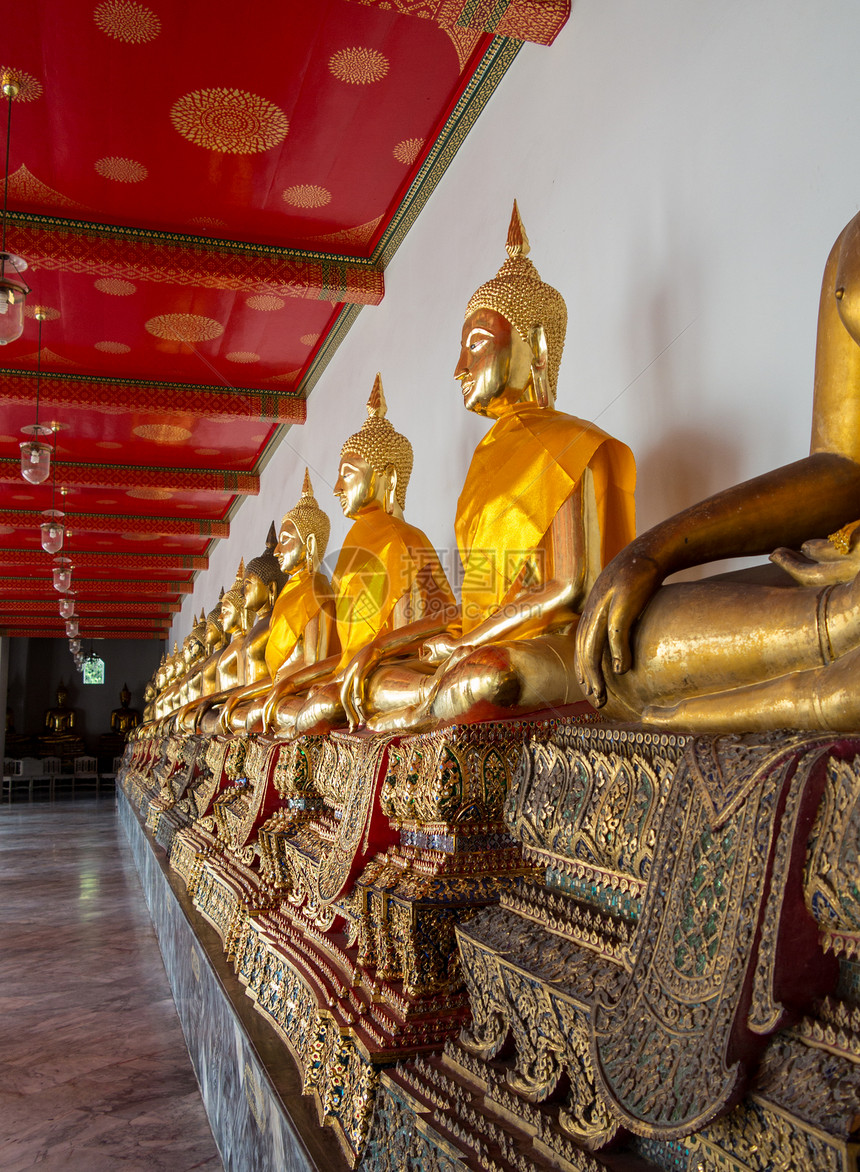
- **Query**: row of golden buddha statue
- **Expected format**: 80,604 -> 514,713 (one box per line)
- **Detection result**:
125,202 -> 860,1169
146,201 -> 860,741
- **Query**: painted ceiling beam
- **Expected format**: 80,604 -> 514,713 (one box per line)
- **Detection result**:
0,509 -> 229,539
7,214 -> 385,306
0,370 -> 306,425
0,576 -> 194,595
0,598 -> 180,615
0,458 -> 259,495
0,549 -> 208,572
1,627 -> 167,640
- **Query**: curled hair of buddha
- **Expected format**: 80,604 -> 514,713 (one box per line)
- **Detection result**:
189,608 -> 206,647
245,522 -> 288,595
339,374 -> 413,510
222,559 -> 246,609
465,200 -> 567,396
280,469 -> 331,560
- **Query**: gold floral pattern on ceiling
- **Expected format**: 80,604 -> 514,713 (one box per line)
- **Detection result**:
0,66 -> 43,102
171,88 -> 289,154
93,0 -> 161,44
328,47 -> 389,85
282,184 -> 332,209
226,351 -> 260,364
299,333 -> 320,346
24,304 -> 61,321
268,370 -> 301,384
188,216 -> 228,231
132,424 -> 192,444
95,341 -> 130,354
8,165 -> 85,210
304,214 -> 383,248
246,294 -> 284,312
95,156 -> 148,183
393,137 -> 424,164
94,277 -> 136,296
144,314 -> 224,342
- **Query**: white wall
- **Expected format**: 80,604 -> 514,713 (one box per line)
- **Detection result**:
172,0 -> 860,640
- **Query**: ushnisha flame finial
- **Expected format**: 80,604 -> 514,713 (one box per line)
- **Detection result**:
367,372 -> 386,418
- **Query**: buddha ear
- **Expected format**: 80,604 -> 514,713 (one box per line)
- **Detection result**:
383,462 -> 397,515
528,324 -> 552,408
305,531 -> 317,572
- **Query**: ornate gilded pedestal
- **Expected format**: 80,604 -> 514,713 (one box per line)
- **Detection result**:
360,725 -> 860,1172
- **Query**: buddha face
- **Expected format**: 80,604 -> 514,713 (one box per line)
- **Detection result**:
205,619 -> 223,651
120,686 -> 130,706
455,307 -> 533,415
221,596 -> 242,635
335,451 -> 376,518
243,571 -> 269,614
276,520 -> 304,574
57,687 -> 67,706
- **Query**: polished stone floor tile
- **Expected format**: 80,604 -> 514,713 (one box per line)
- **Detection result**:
0,798 -> 223,1171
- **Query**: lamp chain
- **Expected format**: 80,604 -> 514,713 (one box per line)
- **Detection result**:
1,90 -> 12,261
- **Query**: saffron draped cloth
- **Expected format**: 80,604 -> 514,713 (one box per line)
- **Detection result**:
455,403 -> 636,635
332,502 -> 454,670
264,569 -> 330,679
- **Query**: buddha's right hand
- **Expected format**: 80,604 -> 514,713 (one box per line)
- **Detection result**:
575,548 -> 664,706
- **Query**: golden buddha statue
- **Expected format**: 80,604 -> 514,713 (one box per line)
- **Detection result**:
39,684 -> 85,757
173,593 -> 228,733
575,207 -> 860,733
198,531 -> 287,735
182,564 -> 247,733
220,470 -> 336,734
142,680 -> 156,725
262,376 -> 454,736
110,684 -> 140,735
341,204 -> 636,732
44,685 -> 76,734
154,642 -> 184,721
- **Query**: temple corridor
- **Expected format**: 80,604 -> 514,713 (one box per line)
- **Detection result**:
0,796 -> 222,1172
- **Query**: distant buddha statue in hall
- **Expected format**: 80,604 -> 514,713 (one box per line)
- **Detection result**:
221,471 -> 336,734
575,207 -> 860,732
110,684 -> 140,735
45,685 -> 76,734
40,684 -> 84,757
262,376 -> 455,737
341,203 -> 636,732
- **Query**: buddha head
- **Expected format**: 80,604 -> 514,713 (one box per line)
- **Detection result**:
120,683 -> 131,708
244,523 -> 288,616
205,590 -> 226,652
336,374 -> 413,519
221,560 -> 247,636
456,201 -> 567,416
278,468 -> 330,575
56,685 -> 67,707
185,610 -> 206,664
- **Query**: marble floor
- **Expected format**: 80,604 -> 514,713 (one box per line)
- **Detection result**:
0,795 -> 223,1172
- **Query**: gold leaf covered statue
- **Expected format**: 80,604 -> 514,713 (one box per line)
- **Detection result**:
575,208 -> 860,732
342,203 -> 636,732
262,375 -> 455,736
197,528 -> 287,734
110,683 -> 140,736
220,470 -> 336,733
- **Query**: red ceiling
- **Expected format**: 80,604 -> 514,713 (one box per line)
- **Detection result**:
0,0 -> 569,642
